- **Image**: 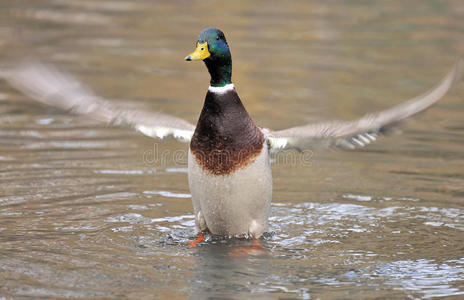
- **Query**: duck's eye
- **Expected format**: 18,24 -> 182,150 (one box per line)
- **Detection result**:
216,36 -> 220,40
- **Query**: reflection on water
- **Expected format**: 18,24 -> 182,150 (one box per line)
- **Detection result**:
1,0 -> 464,299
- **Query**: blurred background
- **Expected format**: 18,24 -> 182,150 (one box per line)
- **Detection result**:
0,1 -> 463,299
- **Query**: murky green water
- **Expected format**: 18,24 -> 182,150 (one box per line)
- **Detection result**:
1,0 -> 464,299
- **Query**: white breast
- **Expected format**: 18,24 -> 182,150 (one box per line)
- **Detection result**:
187,143 -> 272,238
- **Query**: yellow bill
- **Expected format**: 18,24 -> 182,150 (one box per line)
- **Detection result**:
185,42 -> 210,61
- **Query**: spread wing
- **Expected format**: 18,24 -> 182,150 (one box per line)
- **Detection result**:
267,59 -> 464,152
2,60 -> 195,142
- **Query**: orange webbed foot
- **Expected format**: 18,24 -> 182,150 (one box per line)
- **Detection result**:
228,239 -> 266,258
188,233 -> 206,247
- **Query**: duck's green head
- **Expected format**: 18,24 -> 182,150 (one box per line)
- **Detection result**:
185,28 -> 232,87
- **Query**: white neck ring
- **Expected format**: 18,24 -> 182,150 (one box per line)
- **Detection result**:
208,83 -> 235,94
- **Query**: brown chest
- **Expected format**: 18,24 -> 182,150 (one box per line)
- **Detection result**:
190,89 -> 265,175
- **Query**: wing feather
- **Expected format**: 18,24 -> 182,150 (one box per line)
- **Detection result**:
268,59 -> 464,151
2,60 -> 195,142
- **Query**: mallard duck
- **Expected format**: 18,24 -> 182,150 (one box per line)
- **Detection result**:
4,28 -> 463,238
